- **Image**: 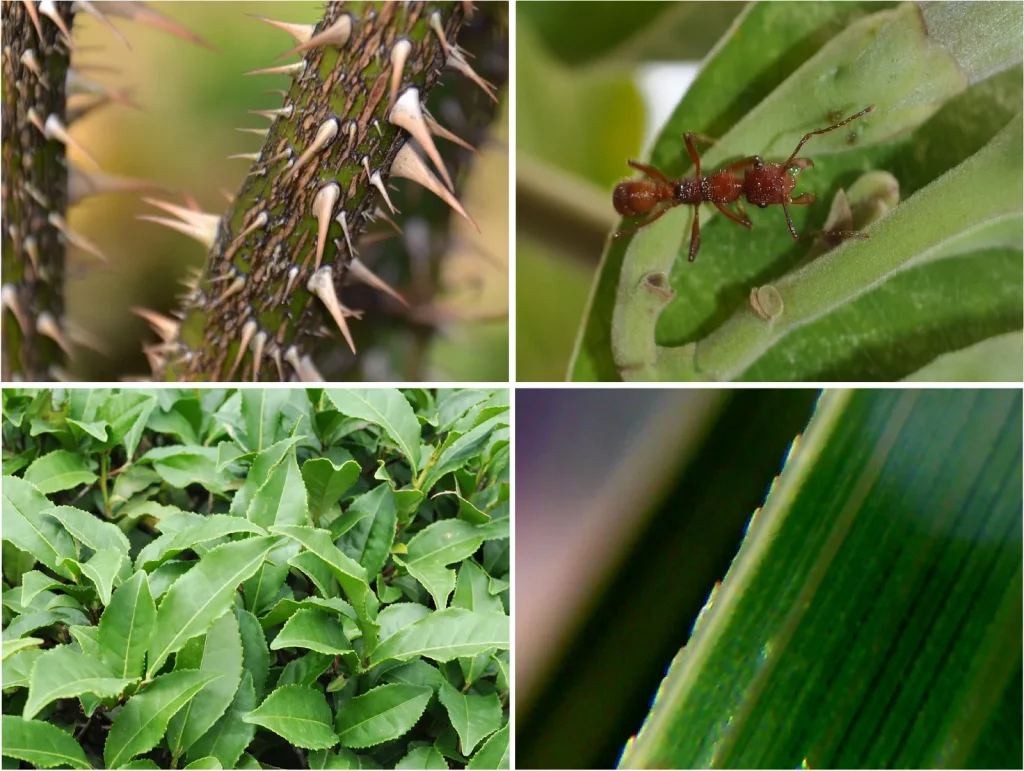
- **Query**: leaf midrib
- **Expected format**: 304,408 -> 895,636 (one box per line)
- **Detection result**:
338,690 -> 428,739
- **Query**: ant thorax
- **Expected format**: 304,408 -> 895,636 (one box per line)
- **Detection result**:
744,163 -> 795,208
673,178 -> 702,204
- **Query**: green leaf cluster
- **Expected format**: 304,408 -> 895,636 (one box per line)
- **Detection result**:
2,388 -> 510,769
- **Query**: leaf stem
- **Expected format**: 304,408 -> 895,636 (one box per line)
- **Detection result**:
99,451 -> 111,518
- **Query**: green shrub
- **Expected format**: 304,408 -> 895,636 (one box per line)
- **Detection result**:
1,387 -> 510,769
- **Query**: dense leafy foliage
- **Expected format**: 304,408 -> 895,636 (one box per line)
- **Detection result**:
1,388 -> 510,769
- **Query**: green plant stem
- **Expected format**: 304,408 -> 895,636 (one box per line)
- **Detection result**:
99,451 -> 111,518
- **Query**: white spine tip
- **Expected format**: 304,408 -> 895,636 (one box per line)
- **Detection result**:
389,39 -> 412,106
283,118 -> 339,184
390,145 -> 480,232
36,311 -> 74,357
389,88 -> 454,191
348,257 -> 409,308
311,183 -> 341,271
307,266 -> 357,354
277,14 -> 352,59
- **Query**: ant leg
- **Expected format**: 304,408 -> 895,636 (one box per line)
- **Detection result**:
725,155 -> 760,173
712,201 -> 752,229
684,133 -> 703,178
627,160 -> 673,186
614,204 -> 675,238
688,204 -> 701,262
687,132 -> 718,147
782,198 -> 869,242
784,105 -> 875,166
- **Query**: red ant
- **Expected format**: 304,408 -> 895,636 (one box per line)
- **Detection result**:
612,106 -> 874,262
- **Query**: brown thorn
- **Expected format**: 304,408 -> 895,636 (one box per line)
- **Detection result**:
244,61 -> 305,77
428,12 -> 451,57
389,88 -> 454,191
97,2 -> 217,51
1,285 -> 30,333
21,0 -> 45,43
348,257 -> 409,307
335,212 -> 356,257
234,210 -> 268,242
424,110 -> 478,154
36,312 -> 74,357
390,144 -> 480,232
131,307 -> 179,342
389,39 -> 412,107
247,14 -> 313,44
137,215 -> 215,248
251,330 -> 267,382
48,213 -> 107,261
448,47 -> 498,103
39,0 -> 75,50
75,1 -> 132,49
311,184 -> 340,271
69,166 -> 163,206
307,266 -> 356,354
227,318 -> 258,381
28,109 -> 101,168
282,118 -> 338,184
276,14 -> 352,60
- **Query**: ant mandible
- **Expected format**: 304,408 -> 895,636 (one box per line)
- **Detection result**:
612,106 -> 874,262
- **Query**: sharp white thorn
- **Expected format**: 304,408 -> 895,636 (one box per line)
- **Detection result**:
284,266 -> 301,297
250,330 -> 267,381
228,153 -> 261,161
1,285 -> 30,333
36,311 -> 74,357
424,110 -> 478,154
87,1 -> 216,50
69,166 -> 161,206
236,211 -> 269,241
22,0 -> 45,42
20,50 -> 44,82
389,39 -> 412,106
429,12 -> 451,56
311,183 -> 340,271
29,110 -> 100,168
248,14 -> 313,43
277,14 -> 352,59
131,307 -> 179,342
336,211 -> 356,257
227,318 -> 259,380
365,164 -> 397,214
448,47 -> 499,102
236,127 -> 270,137
249,105 -> 293,121
214,275 -> 246,306
348,257 -> 409,307
390,144 -> 480,232
39,0 -> 75,49
74,1 -> 131,48
283,118 -> 338,184
48,213 -> 108,261
307,266 -> 356,354
283,346 -> 323,382
137,215 -> 216,248
389,88 -> 454,191
244,61 -> 306,77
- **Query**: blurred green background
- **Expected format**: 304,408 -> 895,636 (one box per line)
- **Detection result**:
61,2 -> 508,381
516,2 -> 741,381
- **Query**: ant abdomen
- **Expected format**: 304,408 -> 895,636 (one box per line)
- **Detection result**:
613,179 -> 668,217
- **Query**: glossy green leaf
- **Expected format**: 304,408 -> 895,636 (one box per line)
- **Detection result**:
270,608 -> 351,656
167,611 -> 244,756
336,484 -> 397,579
2,609 -> 84,640
182,758 -> 222,770
269,525 -> 377,651
378,603 -> 432,643
246,447 -> 309,530
335,683 -> 433,748
381,660 -> 446,692
437,390 -> 492,433
236,608 -> 270,700
620,390 -> 1023,769
2,647 -> 43,689
467,723 -> 509,769
23,450 -> 97,494
99,569 -> 157,680
308,748 -> 369,769
242,684 -> 339,750
420,416 -> 506,494
77,548 -> 130,606
302,456 -> 361,521
326,389 -> 421,470
240,389 -> 289,453
44,505 -> 131,554
147,536 -> 276,677
452,561 -> 504,615
258,596 -> 356,630
104,669 -> 222,768
135,515 -> 268,571
2,476 -> 75,578
140,446 -> 235,495
22,645 -> 132,719
279,651 -> 335,687
228,437 -> 302,517
371,609 -> 509,665
396,745 -> 449,769
1,715 -> 91,769
97,391 -> 157,459
397,520 -> 484,610
437,681 -> 503,755
187,672 -> 256,769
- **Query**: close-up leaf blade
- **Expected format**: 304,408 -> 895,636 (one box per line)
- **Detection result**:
241,684 -> 339,750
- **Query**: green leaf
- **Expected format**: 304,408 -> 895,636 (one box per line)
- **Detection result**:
147,536 -> 277,677
397,520 -> 484,610
228,437 -> 302,517
44,505 -> 131,554
99,569 -> 157,680
240,389 -> 289,452
24,645 -> 134,720
246,446 -> 309,530
23,450 -> 97,493
335,683 -> 433,748
452,561 -> 504,615
420,417 -> 506,494
378,603 -> 431,642
75,548 -> 130,606
467,723 -> 509,769
135,514 -> 268,571
437,681 -> 503,755
269,525 -> 377,652
336,484 -> 397,579
2,476 -> 76,578
371,609 -> 509,665
67,418 -> 108,442
187,671 -> 256,770
270,608 -> 352,656
97,391 -> 157,459
104,669 -> 222,768
183,758 -> 222,770
620,390 -> 1023,768
396,745 -> 449,769
3,636 -> 43,660
167,611 -> 244,756
326,389 -> 421,470
2,647 -> 44,689
242,684 -> 339,750
140,446 -> 235,494
279,651 -> 335,687
302,456 -> 361,521
437,390 -> 492,433
1,715 -> 91,769
236,608 -> 270,700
